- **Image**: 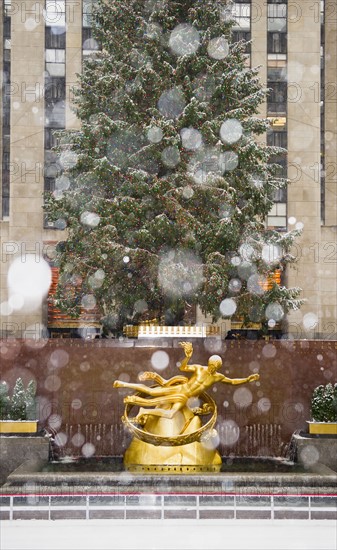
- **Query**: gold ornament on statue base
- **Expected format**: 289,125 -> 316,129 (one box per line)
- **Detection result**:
113,342 -> 259,473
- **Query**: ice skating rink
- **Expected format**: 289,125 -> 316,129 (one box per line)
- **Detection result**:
1,519 -> 336,550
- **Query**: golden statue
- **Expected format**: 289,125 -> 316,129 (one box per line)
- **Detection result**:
113,342 -> 259,473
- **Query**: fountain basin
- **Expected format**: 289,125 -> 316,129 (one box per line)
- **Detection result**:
2,456 -> 336,497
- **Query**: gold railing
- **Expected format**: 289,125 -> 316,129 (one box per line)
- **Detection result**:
123,325 -> 221,339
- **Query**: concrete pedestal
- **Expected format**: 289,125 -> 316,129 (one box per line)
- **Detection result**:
293,433 -> 337,472
0,435 -> 50,485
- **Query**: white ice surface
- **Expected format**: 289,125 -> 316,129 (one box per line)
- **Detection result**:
1,519 -> 336,550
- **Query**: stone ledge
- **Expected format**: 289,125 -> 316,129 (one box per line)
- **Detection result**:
0,435 -> 50,486
293,433 -> 337,472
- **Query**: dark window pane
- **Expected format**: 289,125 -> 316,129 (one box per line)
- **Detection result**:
4,16 -> 11,38
267,67 -> 287,81
45,128 -> 62,150
273,187 -> 287,202
2,152 -> 10,171
82,27 -> 93,43
267,82 -> 287,113
3,105 -> 10,128
44,177 -> 56,193
267,32 -> 287,53
45,27 -> 66,48
2,198 -> 10,217
267,131 -> 287,148
45,77 -> 66,101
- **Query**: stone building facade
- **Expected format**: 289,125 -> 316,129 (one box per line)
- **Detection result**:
0,1 -> 336,338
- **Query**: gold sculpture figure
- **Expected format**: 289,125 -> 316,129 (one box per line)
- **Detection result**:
113,342 -> 260,473
114,342 -> 259,421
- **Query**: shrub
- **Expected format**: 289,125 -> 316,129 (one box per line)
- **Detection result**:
311,382 -> 337,422
0,378 -> 37,421
0,382 -> 10,419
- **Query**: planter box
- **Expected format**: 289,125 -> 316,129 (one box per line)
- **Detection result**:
0,420 -> 38,434
307,421 -> 337,435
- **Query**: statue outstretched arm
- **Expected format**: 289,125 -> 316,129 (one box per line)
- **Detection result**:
219,373 -> 260,385
179,341 -> 195,372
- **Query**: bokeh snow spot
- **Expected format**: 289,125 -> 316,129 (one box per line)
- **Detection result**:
169,23 -> 200,56
262,343 -> 277,359
54,432 -> 67,447
258,397 -> 271,413
265,302 -> 284,322
151,350 -> 170,371
299,445 -> 320,467
44,374 -> 61,392
81,442 -> 95,458
220,420 -> 240,446
72,433 -> 85,447
81,294 -> 97,310
303,312 -> 318,330
247,274 -> 266,296
7,256 -> 52,312
192,74 -> 216,101
158,249 -> 203,298
182,186 -> 194,199
228,278 -> 242,293
161,146 -> 180,168
158,87 -> 186,119
48,414 -> 62,430
200,429 -> 220,450
80,211 -> 100,227
219,151 -> 239,172
59,151 -> 78,170
180,128 -> 203,150
233,387 -> 253,408
207,36 -> 229,59
49,349 -> 69,368
71,399 -> 82,410
220,119 -> 243,144
147,126 -> 163,143
219,298 -> 237,317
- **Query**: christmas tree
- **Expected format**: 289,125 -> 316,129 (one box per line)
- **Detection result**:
44,0 -> 303,332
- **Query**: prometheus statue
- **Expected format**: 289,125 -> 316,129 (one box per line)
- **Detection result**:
113,342 -> 259,473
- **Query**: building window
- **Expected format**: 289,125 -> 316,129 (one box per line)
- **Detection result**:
2,0 -> 11,217
83,0 -> 94,28
232,31 -> 251,54
231,3 -> 251,30
45,76 -> 66,102
267,67 -> 287,114
45,128 -> 62,150
267,32 -> 287,54
267,130 -> 287,148
44,1 -> 66,228
267,82 -> 287,114
267,3 -> 287,32
45,26 -> 66,49
82,1 -> 100,56
46,49 -> 65,76
44,176 -> 56,193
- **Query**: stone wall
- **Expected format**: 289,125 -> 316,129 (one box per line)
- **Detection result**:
0,435 -> 49,485
0,338 -> 336,459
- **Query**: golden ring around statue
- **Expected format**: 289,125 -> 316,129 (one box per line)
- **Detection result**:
122,390 -> 217,447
